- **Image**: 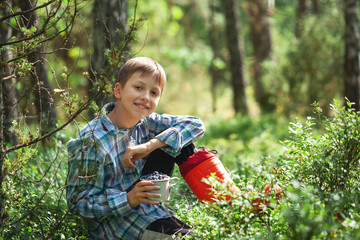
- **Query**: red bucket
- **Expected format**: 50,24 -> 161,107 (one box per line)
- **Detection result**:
182,151 -> 240,203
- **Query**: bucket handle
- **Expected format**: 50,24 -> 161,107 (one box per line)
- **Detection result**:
198,146 -> 218,154
169,177 -> 179,188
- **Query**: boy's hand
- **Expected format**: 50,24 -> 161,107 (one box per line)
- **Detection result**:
122,143 -> 150,169
127,181 -> 161,208
121,139 -> 167,169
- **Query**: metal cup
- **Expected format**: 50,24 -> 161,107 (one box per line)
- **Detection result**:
147,177 -> 179,202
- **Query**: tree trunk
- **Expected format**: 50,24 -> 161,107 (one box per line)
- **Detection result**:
0,38 -> 5,238
209,1 -> 222,113
247,0 -> 273,112
0,70 -> 4,232
19,0 -> 58,131
295,0 -> 308,38
89,0 -> 129,116
222,0 -> 248,115
344,0 -> 360,111
2,70 -> 18,145
1,2 -> 18,145
312,0 -> 319,15
0,0 -> 12,229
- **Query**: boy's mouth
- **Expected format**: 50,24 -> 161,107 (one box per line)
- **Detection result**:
135,103 -> 149,110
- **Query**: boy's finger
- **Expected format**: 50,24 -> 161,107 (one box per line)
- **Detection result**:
125,164 -> 135,170
123,158 -> 136,169
142,185 -> 160,191
142,198 -> 160,205
128,161 -> 136,168
136,181 -> 159,190
146,192 -> 161,198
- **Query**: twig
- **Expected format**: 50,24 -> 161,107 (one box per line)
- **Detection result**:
0,0 -> 57,23
4,95 -> 92,154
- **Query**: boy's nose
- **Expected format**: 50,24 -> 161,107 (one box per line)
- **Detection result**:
141,91 -> 150,101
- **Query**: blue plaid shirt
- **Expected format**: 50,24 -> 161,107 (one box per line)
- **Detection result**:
66,103 -> 205,240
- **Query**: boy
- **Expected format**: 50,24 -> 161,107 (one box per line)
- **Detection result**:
66,57 -> 205,239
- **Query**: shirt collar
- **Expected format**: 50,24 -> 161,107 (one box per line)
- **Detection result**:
100,102 -> 144,132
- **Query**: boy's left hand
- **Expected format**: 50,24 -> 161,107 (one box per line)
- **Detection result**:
121,139 -> 167,169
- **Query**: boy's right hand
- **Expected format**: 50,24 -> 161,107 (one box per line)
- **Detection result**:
126,181 -> 161,208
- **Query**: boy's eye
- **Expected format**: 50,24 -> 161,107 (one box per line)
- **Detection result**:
152,91 -> 159,96
135,86 -> 142,90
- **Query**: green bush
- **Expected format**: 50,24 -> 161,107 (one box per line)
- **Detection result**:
2,135 -> 87,239
281,100 -> 360,204
171,99 -> 360,239
198,114 -> 288,169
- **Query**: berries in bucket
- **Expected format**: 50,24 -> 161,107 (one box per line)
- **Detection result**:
140,171 -> 179,202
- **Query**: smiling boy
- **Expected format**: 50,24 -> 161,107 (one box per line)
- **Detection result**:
66,57 -> 205,239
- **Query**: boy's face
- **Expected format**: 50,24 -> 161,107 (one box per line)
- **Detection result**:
114,71 -> 162,123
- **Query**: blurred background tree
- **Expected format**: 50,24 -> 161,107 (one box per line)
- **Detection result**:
88,0 -> 129,117
18,0 -> 58,132
127,0 -> 359,118
222,0 -> 248,115
344,0 -> 360,111
245,0 -> 274,113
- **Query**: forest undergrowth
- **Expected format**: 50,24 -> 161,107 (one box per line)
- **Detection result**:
2,100 -> 360,239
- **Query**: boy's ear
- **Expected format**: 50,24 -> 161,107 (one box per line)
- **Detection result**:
114,83 -> 122,100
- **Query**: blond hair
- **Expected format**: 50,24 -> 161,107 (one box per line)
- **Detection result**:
116,57 -> 166,91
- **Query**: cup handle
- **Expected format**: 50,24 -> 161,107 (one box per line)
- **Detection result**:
169,177 -> 179,188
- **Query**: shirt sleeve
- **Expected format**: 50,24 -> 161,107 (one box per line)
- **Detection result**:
147,113 -> 206,157
66,138 -> 133,220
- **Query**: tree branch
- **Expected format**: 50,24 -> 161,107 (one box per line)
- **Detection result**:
4,95 -> 93,154
0,0 -> 57,23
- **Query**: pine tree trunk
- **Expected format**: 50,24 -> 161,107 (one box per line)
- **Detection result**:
312,0 -> 319,15
0,54 -> 5,236
295,0 -> 308,38
19,0 -> 58,131
88,0 -> 129,115
209,1 -> 221,113
1,1 -> 18,145
0,0 -> 10,230
222,0 -> 248,115
344,0 -> 360,111
248,0 -> 273,112
0,74 -> 4,232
